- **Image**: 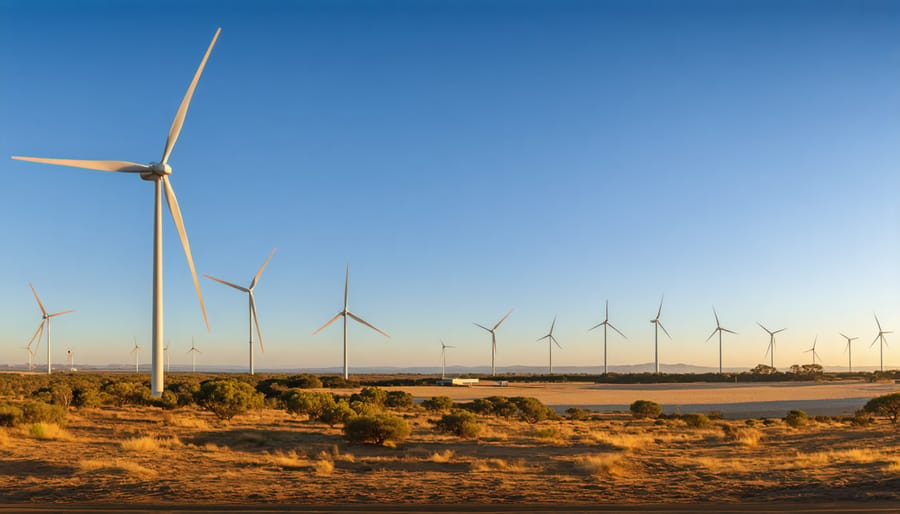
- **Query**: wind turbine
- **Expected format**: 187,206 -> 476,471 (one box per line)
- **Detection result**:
649,296 -> 670,374
311,265 -> 390,380
204,248 -> 276,375
131,338 -> 142,373
705,307 -> 736,374
187,337 -> 201,373
26,283 -> 75,375
11,29 -> 222,396
839,333 -> 858,372
164,341 -> 171,373
537,316 -> 562,374
588,300 -> 626,375
440,340 -> 455,380
804,336 -> 821,366
474,309 -> 514,376
66,347 -> 75,372
758,323 -> 786,369
22,346 -> 35,371
872,313 -> 892,372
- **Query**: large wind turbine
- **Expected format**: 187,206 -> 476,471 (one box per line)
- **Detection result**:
131,339 -> 143,373
204,248 -> 276,375
312,265 -> 390,380
839,333 -> 858,372
872,313 -> 892,372
26,283 -> 74,375
705,307 -> 736,374
11,29 -> 221,395
440,340 -> 455,380
537,316 -> 562,374
649,296 -> 670,374
588,300 -> 626,375
187,338 -> 201,373
474,309 -> 513,376
758,323 -> 786,369
804,336 -> 821,366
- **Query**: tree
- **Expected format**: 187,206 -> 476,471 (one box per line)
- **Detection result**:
384,390 -> 414,409
422,396 -> 454,412
630,400 -> 662,419
512,397 -> 557,423
750,364 -> 777,375
343,414 -> 411,446
784,409 -> 809,428
281,389 -> 335,419
195,379 -> 264,420
434,410 -> 482,438
319,400 -> 355,427
863,393 -> 900,424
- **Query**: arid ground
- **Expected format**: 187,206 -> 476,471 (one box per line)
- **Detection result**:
0,380 -> 897,506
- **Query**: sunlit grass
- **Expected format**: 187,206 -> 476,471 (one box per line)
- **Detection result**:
78,458 -> 157,479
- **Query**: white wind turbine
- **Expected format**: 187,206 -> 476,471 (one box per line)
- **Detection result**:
588,300 -> 626,375
66,347 -> 75,372
187,337 -> 201,373
204,248 -> 276,375
537,316 -> 562,374
26,283 -> 75,375
705,307 -> 736,374
131,338 -> 143,373
804,336 -> 821,366
649,296 -> 670,374
164,341 -> 171,373
758,323 -> 786,369
312,265 -> 390,380
11,29 -> 221,396
474,309 -> 514,377
22,346 -> 35,371
839,333 -> 858,372
871,313 -> 891,372
440,340 -> 455,380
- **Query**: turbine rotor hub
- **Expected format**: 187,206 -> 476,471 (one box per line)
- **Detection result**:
141,162 -> 172,181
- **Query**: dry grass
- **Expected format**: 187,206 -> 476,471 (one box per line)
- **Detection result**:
576,453 -> 630,478
162,412 -> 210,430
724,426 -> 763,447
470,458 -> 528,473
787,448 -> 889,468
267,450 -> 310,469
884,458 -> 900,473
314,458 -> 335,475
77,459 -> 158,479
588,430 -> 653,451
428,449 -> 455,463
0,428 -> 8,448
120,435 -> 183,452
25,423 -> 73,441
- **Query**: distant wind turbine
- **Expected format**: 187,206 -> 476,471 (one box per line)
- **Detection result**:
440,340 -> 455,380
588,300 -> 626,375
804,336 -> 821,366
649,296 -> 670,374
22,346 -> 35,371
26,283 -> 74,375
11,29 -> 222,396
871,313 -> 891,372
164,341 -> 171,373
187,337 -> 201,373
474,309 -> 514,376
705,307 -> 736,374
66,347 -> 75,372
204,248 -> 276,375
758,323 -> 786,369
537,316 -> 562,374
839,333 -> 858,372
312,265 -> 390,380
131,339 -> 142,373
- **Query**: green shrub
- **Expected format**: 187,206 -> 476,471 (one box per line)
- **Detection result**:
680,413 -> 712,429
349,400 -> 383,416
286,374 -> 323,389
1,400 -> 68,426
156,390 -> 179,410
630,400 -> 662,419
195,379 -> 265,420
434,410 -> 482,438
784,409 -> 809,428
343,414 -> 411,445
72,386 -> 101,408
0,403 -> 24,426
512,397 -> 557,423
422,396 -> 454,412
102,381 -> 153,406
565,407 -> 590,420
281,390 -> 335,418
320,376 -> 359,388
319,400 -> 355,427
863,392 -> 900,424
850,409 -> 874,427
353,387 -> 388,406
384,390 -> 414,409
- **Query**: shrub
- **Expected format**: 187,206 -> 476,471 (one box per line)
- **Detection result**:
72,386 -> 101,408
319,400 -> 355,427
630,400 -> 662,419
352,387 -> 387,406
512,397 -> 557,423
102,381 -> 153,406
281,390 -> 335,419
434,410 -> 482,438
863,392 -> 900,424
195,379 -> 265,420
422,396 -> 454,412
21,401 -> 66,425
850,409 -> 874,427
565,407 -> 590,420
343,414 -> 410,446
349,400 -> 383,416
286,374 -> 323,389
680,413 -> 712,429
0,403 -> 24,426
784,409 -> 810,428
384,390 -> 414,409
167,380 -> 201,407
320,376 -> 359,388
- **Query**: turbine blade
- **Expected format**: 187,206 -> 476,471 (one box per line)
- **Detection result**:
722,328 -> 737,335
587,322 -> 604,332
537,335 -> 550,342
12,156 -> 149,173
549,316 -> 557,334
657,321 -> 671,339
493,309 -> 514,331
874,312 -> 883,332
32,322 -> 45,354
312,312 -> 344,336
657,295 -> 664,319
28,283 -> 47,316
203,274 -> 249,293
249,248 -> 277,290
162,177 -> 209,332
27,320 -> 45,349
473,322 -> 492,333
250,294 -> 264,353
347,312 -> 390,338
47,309 -> 75,318
551,335 -> 562,349
757,322 -> 769,333
773,328 -> 786,334
344,265 -> 350,310
713,307 -> 720,327
607,323 -> 627,339
705,328 -> 718,342
161,28 -> 221,164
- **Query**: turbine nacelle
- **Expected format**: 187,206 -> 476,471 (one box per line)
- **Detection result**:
141,162 -> 172,181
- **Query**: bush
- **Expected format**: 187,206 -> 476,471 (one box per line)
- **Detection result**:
630,400 -> 662,419
285,374 -> 323,389
195,379 -> 265,420
680,413 -> 712,429
850,409 -> 874,427
102,381 -> 153,406
565,407 -> 590,420
319,400 -> 355,427
434,410 -> 482,438
343,414 -> 411,445
862,392 -> 900,424
784,409 -> 809,428
384,390 -> 414,409
281,390 -> 335,419
320,376 -> 359,388
0,403 -> 24,426
422,396 -> 454,412
512,397 -> 557,423
352,387 -> 387,406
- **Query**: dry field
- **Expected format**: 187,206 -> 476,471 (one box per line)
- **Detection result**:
0,382 -> 898,506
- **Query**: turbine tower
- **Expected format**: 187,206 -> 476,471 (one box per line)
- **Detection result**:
22,346 -> 35,371
440,340 -> 455,380
131,339 -> 142,373
705,307 -> 736,374
649,296 -> 670,374
872,313 -> 892,372
839,333 -> 858,372
804,336 -> 821,366
187,337 -> 201,373
312,265 -> 390,380
588,300 -> 626,375
537,316 -> 562,374
204,248 -> 276,375
11,29 -> 222,396
66,347 -> 74,372
474,309 -> 513,376
26,283 -> 74,375
758,323 -> 786,369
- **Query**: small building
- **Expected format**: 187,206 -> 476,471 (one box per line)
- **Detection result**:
436,378 -> 480,387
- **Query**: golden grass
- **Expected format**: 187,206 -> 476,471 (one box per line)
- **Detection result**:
25,423 -> 73,441
884,458 -> 900,473
314,458 -> 335,475
77,459 -> 158,479
267,450 -> 310,468
121,435 -> 183,452
576,454 -> 630,478
0,428 -> 8,448
588,431 -> 653,451
162,412 -> 210,430
428,449 -> 455,463
470,458 -> 528,473
727,427 -> 763,447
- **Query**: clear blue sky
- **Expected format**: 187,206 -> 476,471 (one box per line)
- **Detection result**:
1,0 -> 898,372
